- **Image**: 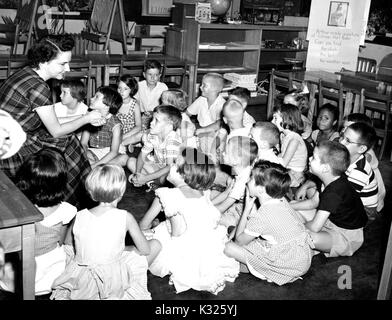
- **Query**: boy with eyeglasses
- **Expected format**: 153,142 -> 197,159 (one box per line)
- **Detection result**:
339,122 -> 378,221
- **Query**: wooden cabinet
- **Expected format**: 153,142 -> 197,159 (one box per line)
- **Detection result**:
258,25 -> 308,80
166,6 -> 262,101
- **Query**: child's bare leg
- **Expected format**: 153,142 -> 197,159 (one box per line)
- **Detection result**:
146,239 -> 161,266
224,241 -> 247,264
109,154 -> 129,167
126,157 -> 137,173
308,230 -> 333,253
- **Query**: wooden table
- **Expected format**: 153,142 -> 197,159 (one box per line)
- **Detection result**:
0,170 -> 43,300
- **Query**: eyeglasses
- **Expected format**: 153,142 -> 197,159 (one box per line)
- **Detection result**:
339,135 -> 362,145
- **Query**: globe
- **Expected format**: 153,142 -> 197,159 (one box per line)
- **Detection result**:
205,0 -> 232,17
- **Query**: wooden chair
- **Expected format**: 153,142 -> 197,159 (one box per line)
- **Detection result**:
7,58 -> 29,77
318,79 -> 344,125
357,57 -> 377,73
0,23 -> 21,56
161,60 -> 187,89
267,69 -> 294,118
360,89 -> 392,160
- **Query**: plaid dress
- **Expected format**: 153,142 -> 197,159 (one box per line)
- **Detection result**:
0,66 -> 91,205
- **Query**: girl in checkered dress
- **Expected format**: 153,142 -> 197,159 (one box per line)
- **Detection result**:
15,148 -> 78,296
224,160 -> 314,285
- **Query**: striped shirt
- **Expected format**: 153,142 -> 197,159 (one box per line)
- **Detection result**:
345,154 -> 378,208
142,130 -> 182,167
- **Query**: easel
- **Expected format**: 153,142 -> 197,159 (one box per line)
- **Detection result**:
15,0 -> 40,55
83,0 -> 128,54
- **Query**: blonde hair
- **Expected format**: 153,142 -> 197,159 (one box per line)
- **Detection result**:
203,73 -> 224,92
161,89 -> 188,111
85,164 -> 126,203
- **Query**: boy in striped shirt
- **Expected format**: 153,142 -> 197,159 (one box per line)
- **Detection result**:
339,122 -> 378,221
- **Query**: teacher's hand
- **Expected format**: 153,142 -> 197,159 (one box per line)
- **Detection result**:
86,111 -> 106,126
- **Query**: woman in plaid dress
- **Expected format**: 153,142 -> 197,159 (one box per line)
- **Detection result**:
224,160 -> 314,285
0,34 -> 103,207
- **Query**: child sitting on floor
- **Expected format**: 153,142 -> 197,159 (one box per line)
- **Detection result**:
186,73 -> 226,158
341,113 -> 385,214
213,136 -> 259,228
339,122 -> 379,221
160,89 -> 197,148
135,59 -> 169,132
224,160 -> 314,285
54,80 -> 88,138
139,148 -> 239,295
216,99 -> 253,163
309,103 -> 340,149
250,121 -> 281,164
127,105 -> 182,188
15,148 -> 77,296
271,103 -> 308,187
291,141 -> 368,257
116,75 -> 142,153
228,87 -> 256,127
81,86 -> 123,169
51,164 -> 161,300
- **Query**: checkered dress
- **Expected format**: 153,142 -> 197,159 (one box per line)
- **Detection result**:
0,66 -> 91,204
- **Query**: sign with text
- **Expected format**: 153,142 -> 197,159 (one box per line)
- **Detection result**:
306,0 -> 370,72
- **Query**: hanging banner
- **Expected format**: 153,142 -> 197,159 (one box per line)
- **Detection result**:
306,0 -> 371,72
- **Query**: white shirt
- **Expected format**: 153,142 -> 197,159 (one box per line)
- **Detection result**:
54,102 -> 88,124
187,95 -> 226,127
135,80 -> 168,113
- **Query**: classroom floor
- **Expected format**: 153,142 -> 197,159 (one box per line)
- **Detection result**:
116,103 -> 392,300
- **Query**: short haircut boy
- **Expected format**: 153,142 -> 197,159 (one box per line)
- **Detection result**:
96,86 -> 123,114
229,87 -> 250,104
227,136 -> 258,167
347,122 -> 377,151
345,113 -> 372,126
153,104 -> 182,131
85,164 -> 127,203
177,148 -> 216,191
317,140 -> 350,176
251,160 -> 291,198
61,79 -> 86,102
222,99 -> 244,119
203,72 -> 224,92
161,89 -> 188,111
144,59 -> 162,73
253,121 -> 280,148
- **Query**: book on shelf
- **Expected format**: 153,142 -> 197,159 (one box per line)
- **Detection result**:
223,73 -> 257,84
199,42 -> 227,49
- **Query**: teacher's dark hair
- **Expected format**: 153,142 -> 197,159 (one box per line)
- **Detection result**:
28,34 -> 75,68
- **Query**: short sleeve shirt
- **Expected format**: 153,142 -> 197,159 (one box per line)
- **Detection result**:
318,176 -> 368,229
229,166 -> 252,201
142,130 -> 182,167
186,95 -> 226,127
135,80 -> 168,113
54,102 -> 88,124
88,114 -> 122,148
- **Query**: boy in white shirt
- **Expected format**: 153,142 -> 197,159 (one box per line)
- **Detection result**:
135,59 -> 168,130
228,87 -> 256,127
